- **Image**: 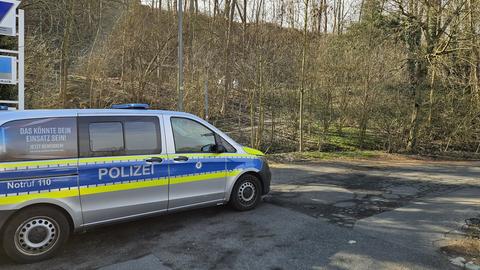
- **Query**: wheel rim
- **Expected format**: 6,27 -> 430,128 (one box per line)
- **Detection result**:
238,181 -> 256,205
14,216 -> 60,256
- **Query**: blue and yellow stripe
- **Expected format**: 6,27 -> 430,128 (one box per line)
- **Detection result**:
0,169 -> 243,206
0,154 -> 263,206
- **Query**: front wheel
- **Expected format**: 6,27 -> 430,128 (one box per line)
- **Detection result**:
2,206 -> 71,263
230,174 -> 262,211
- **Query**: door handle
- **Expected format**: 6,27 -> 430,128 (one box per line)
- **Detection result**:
145,157 -> 163,163
173,156 -> 189,162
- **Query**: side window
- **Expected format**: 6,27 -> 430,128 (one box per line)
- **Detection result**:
89,122 -> 124,152
0,117 -> 78,162
124,121 -> 159,152
79,116 -> 161,157
171,117 -> 216,153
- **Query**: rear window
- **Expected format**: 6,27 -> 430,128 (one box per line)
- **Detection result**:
0,118 -> 78,162
124,121 -> 159,151
89,122 -> 124,152
78,116 -> 161,158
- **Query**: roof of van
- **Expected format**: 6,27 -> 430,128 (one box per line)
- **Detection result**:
0,109 -> 197,123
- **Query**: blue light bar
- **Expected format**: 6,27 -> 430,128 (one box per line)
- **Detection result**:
0,105 -> 9,111
111,104 -> 150,110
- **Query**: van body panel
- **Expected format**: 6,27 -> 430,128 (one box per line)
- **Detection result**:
0,115 -> 81,231
163,115 -> 228,209
76,114 -> 169,225
0,109 -> 271,232
0,167 -> 83,229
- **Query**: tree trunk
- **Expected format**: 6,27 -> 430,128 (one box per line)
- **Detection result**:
299,0 -> 309,152
213,0 -> 219,17
256,59 -> 265,149
89,0 -> 103,108
250,87 -> 256,147
279,0 -> 285,27
427,68 -> 436,127
469,0 -> 480,105
60,0 -> 75,108
359,61 -> 372,147
323,0 -> 327,33
318,0 -> 323,33
405,0 -> 425,152
220,0 -> 236,115
224,0 -> 231,18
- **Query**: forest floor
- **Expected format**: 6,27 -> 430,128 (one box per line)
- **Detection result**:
1,158 -> 479,269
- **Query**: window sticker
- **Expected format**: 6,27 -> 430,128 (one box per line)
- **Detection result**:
0,118 -> 77,162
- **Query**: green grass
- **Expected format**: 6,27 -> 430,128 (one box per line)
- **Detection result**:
300,150 -> 384,159
268,150 -> 387,162
306,126 -> 383,152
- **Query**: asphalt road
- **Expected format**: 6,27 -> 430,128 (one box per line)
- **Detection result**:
1,159 -> 479,270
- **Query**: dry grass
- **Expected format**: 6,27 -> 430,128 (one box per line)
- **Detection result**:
441,238 -> 480,264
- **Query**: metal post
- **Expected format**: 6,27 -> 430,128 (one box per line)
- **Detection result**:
177,0 -> 184,111
17,9 -> 24,110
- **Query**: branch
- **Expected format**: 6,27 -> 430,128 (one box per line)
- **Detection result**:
435,0 -> 467,40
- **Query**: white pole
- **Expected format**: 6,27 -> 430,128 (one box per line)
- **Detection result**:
17,9 -> 25,110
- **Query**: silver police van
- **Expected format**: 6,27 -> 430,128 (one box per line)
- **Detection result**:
0,104 -> 271,263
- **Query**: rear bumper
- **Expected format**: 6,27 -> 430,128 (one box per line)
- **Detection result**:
259,158 -> 271,195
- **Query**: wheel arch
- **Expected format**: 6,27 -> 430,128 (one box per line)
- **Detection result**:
2,202 -> 77,234
226,170 -> 265,201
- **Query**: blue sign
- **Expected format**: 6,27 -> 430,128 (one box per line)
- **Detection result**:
0,0 -> 19,36
0,55 -> 15,84
0,2 -> 13,23
0,56 -> 12,73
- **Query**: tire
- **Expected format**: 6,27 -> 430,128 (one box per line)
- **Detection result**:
2,206 -> 71,264
230,174 -> 263,211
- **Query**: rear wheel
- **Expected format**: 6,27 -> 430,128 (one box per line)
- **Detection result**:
230,174 -> 262,211
2,206 -> 70,263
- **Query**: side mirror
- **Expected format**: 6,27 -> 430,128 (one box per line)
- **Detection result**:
201,144 -> 226,153
212,144 -> 226,153
201,144 -> 214,152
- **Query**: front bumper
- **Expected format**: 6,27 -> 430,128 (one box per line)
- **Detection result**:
259,158 -> 271,195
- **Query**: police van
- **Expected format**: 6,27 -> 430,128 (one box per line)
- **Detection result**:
0,104 -> 271,263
